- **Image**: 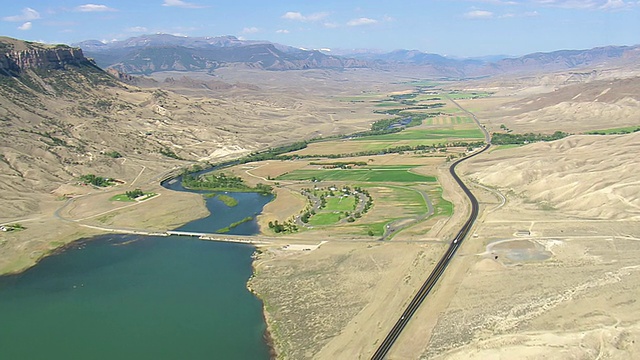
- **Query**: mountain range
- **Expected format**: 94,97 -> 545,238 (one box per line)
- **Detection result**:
76,34 -> 640,77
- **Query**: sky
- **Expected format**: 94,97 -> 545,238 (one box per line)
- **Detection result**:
1,0 -> 640,57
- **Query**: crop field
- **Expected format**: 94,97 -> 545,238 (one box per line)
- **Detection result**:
445,91 -> 492,99
278,167 -> 436,182
377,185 -> 429,215
586,126 -> 640,135
354,127 -> 484,142
422,116 -> 473,125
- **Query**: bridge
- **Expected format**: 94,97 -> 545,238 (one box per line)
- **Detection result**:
165,230 -> 271,244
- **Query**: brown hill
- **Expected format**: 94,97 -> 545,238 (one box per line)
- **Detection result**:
0,37 -> 378,220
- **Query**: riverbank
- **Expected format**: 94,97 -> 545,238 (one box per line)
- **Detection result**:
0,182 -> 210,275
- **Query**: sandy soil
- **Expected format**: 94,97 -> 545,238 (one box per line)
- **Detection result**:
393,132 -> 640,359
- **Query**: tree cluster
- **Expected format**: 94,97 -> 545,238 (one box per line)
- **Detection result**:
125,188 -> 144,199
491,131 -> 568,145
79,174 -> 113,187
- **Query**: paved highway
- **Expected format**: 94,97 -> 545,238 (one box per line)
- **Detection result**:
371,141 -> 490,359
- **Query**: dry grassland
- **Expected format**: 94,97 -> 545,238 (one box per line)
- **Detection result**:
390,130 -> 640,358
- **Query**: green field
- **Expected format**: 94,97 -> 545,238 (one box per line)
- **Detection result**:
308,212 -> 344,226
109,194 -> 135,202
357,221 -> 391,236
277,167 -> 436,183
430,187 -> 453,216
355,127 -> 484,142
109,193 -> 157,202
325,196 -> 356,211
491,144 -> 523,151
586,126 -> 640,135
446,92 -> 492,99
364,185 -> 429,216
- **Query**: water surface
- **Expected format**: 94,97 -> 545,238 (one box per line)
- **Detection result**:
0,190 -> 272,359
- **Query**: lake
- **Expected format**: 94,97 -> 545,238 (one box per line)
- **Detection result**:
0,190 -> 273,360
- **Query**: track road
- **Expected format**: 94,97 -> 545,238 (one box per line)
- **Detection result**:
370,143 -> 489,360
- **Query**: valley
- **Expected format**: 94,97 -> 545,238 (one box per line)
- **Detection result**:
1,33 -> 639,360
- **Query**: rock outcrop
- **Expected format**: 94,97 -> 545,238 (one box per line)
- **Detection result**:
0,43 -> 94,76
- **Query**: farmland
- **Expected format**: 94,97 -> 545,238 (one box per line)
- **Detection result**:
276,167 -> 436,183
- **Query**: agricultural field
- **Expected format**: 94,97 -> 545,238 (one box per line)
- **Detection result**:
354,127 -> 484,142
276,167 -> 436,183
585,125 -> 640,135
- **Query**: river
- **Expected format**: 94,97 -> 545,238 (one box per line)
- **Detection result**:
0,179 -> 273,359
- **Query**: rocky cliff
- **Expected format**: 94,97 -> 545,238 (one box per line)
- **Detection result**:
0,39 -> 95,76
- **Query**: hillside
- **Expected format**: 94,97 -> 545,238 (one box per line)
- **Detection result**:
0,37 -> 378,221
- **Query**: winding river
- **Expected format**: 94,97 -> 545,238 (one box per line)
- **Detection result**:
0,175 -> 273,359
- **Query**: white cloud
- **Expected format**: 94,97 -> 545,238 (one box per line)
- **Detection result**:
463,10 -> 495,18
162,0 -> 207,9
127,26 -> 148,32
532,0 -> 637,9
281,11 -> 329,22
324,22 -> 340,28
75,4 -> 116,12
600,0 -> 627,8
2,8 -> 41,22
471,0 -> 518,4
276,29 -> 290,34
499,10 -> 540,17
18,22 -> 32,31
346,17 -> 378,26
242,27 -> 260,34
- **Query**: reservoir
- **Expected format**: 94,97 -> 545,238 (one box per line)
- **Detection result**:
0,186 -> 273,359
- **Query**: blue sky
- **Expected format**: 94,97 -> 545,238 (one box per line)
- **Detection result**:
1,0 -> 639,56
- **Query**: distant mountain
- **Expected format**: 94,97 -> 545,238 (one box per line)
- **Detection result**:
76,34 -> 640,78
326,45 -> 640,77
77,34 -> 369,74
490,45 -> 640,74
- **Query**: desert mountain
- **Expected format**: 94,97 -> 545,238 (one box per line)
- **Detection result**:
77,34 -> 369,74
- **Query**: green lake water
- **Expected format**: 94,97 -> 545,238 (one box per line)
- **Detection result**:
0,190 -> 273,360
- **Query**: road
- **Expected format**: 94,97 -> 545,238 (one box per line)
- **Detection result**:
370,101 -> 491,359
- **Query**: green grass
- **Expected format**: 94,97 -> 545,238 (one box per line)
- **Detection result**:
492,144 -> 523,151
109,192 -> 157,202
446,92 -> 492,99
277,168 -> 436,183
357,221 -> 389,236
430,187 -> 453,216
216,194 -> 239,207
354,127 -> 484,142
325,196 -> 356,211
308,212 -> 344,226
109,194 -> 135,202
585,126 -> 640,135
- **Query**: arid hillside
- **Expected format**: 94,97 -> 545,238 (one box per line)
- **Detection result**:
455,68 -> 640,134
0,38 -> 383,221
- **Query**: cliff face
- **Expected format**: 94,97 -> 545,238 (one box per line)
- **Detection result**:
0,44 -> 93,76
